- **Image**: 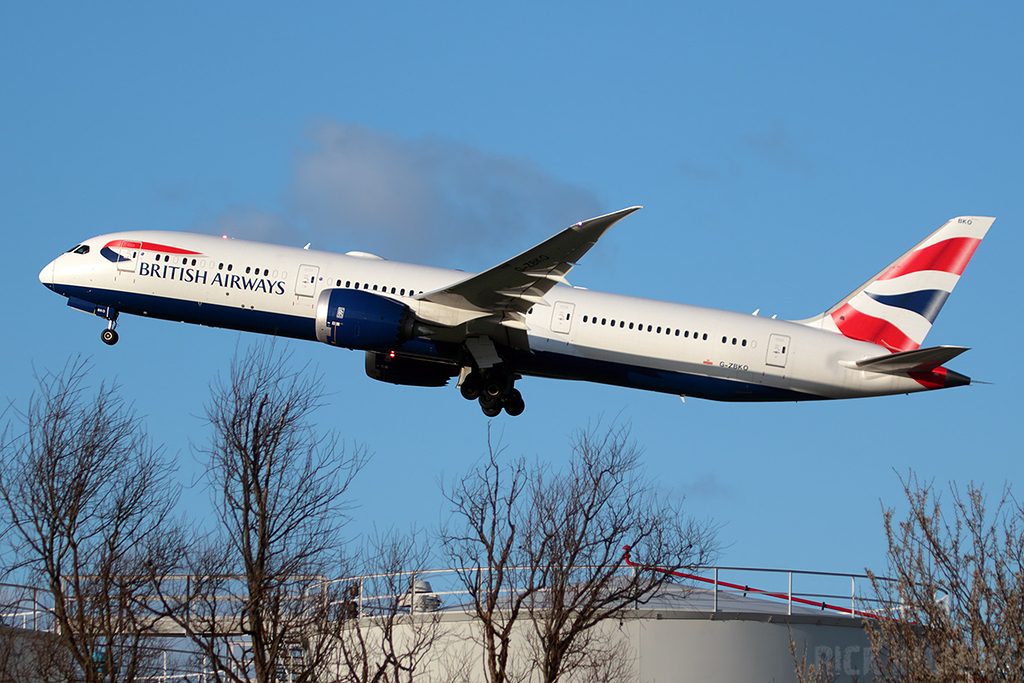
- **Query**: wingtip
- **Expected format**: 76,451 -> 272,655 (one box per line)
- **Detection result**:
574,206 -> 643,230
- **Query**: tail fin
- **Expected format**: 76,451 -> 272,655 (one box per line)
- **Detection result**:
798,216 -> 994,352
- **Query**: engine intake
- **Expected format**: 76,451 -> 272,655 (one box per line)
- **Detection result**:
315,289 -> 416,350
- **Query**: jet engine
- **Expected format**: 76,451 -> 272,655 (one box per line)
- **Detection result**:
365,351 -> 458,387
315,289 -> 418,350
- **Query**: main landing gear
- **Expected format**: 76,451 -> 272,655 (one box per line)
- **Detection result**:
460,368 -> 525,417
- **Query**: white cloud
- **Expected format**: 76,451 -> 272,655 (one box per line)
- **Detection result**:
742,120 -> 812,173
680,472 -> 732,500
281,120 -> 603,265
212,207 -> 301,244
677,159 -> 742,184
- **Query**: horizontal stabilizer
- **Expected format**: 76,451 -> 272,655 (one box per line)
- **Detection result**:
842,345 -> 970,374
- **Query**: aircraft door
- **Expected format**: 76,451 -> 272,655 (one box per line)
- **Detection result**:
551,302 -> 575,334
296,265 -> 319,297
766,334 -> 790,368
115,240 -> 139,272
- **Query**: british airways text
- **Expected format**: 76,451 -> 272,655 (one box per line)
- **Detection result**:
138,262 -> 287,295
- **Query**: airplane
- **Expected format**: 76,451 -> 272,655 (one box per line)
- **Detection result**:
39,208 -> 993,417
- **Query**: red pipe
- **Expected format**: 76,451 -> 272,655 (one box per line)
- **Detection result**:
621,546 -> 881,620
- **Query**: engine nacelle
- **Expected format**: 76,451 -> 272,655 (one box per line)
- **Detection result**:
315,289 -> 415,350
365,351 -> 458,387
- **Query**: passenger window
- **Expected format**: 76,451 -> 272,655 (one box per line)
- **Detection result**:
675,329 -> 680,336
373,285 -> 378,291
647,325 -> 652,332
400,288 -> 405,295
192,259 -> 196,266
742,339 -> 747,347
246,267 -> 251,274
391,287 -> 396,294
610,319 -> 615,326
336,280 -> 341,286
628,322 -> 634,330
722,336 -> 727,343
657,327 -> 662,334
364,284 -> 369,289
620,321 -> 625,328
703,333 -> 708,340
732,338 -> 737,345
218,263 -> 224,270
601,318 -> 606,325
583,315 -> 588,323
227,263 -> 232,271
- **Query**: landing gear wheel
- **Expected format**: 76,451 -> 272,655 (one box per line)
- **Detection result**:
483,379 -> 504,399
100,329 -> 119,346
479,393 -> 502,417
503,389 -> 525,417
460,372 -> 483,400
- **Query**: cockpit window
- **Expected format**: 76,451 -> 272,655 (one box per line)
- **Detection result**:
73,245 -> 90,255
65,244 -> 82,253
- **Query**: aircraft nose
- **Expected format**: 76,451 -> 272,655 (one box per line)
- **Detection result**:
39,259 -> 54,286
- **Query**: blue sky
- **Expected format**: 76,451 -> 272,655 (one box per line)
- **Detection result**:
2,3 -> 1021,583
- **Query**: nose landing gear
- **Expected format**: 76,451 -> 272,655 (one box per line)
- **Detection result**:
100,312 -> 119,346
459,369 -> 526,417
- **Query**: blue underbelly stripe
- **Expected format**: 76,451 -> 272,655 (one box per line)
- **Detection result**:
56,285 -> 317,341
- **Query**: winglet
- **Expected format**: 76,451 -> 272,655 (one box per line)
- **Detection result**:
570,206 -> 643,243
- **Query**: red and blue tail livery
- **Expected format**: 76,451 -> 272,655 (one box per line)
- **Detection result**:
39,210 -> 994,416
802,217 -> 993,353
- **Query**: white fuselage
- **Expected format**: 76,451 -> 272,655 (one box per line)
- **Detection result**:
40,230 -> 943,403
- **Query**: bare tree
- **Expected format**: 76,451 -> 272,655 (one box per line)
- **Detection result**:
866,473 -> 1024,682
789,638 -> 841,683
521,424 -> 716,683
335,528 -> 444,683
152,345 -> 368,683
440,435 -> 534,683
441,424 -> 717,683
0,360 -> 179,683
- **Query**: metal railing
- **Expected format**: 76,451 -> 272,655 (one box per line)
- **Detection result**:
3,563 -> 900,629
320,563 -> 898,621
0,581 -> 52,631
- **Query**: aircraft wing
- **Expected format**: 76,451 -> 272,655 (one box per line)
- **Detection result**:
413,207 -> 641,332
